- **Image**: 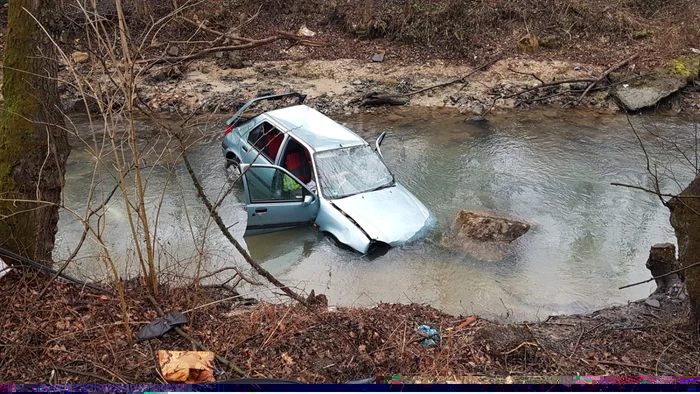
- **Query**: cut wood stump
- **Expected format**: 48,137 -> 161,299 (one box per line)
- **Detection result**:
646,243 -> 682,294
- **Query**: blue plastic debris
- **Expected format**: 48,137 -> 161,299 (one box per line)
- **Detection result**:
417,324 -> 440,347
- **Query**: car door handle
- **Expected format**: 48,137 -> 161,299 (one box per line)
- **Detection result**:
255,208 -> 267,213
242,146 -> 248,152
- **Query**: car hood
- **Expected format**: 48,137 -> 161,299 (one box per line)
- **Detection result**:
331,183 -> 434,246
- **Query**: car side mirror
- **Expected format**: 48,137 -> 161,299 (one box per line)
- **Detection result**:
375,131 -> 386,158
302,194 -> 314,207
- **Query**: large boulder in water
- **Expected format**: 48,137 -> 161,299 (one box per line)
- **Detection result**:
441,210 -> 530,261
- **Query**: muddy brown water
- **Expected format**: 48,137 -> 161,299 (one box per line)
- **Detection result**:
55,108 -> 698,321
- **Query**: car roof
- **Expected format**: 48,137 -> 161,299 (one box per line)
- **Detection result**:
263,105 -> 366,152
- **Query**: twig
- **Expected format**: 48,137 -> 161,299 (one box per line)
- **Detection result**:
576,54 -> 638,105
55,367 -> 113,383
626,115 -> 667,207
545,321 -> 577,327
147,296 -> 246,377
610,182 -> 697,199
406,53 -> 503,97
497,78 -> 598,99
507,66 -> 544,84
260,306 -> 293,349
656,339 -> 679,375
619,261 -> 700,290
140,37 -> 281,65
586,359 -> 657,372
198,266 -> 263,285
182,294 -> 245,314
500,341 -> 539,355
568,324 -> 584,359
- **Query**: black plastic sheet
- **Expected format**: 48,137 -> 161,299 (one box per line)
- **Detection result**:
136,311 -> 187,341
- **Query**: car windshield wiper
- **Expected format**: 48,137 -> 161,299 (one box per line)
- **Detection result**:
368,179 -> 395,193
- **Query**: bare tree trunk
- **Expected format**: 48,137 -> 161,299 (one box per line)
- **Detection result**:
0,0 -> 70,264
669,175 -> 700,323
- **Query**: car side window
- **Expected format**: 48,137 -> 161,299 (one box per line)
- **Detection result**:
247,122 -> 284,163
247,166 -> 305,203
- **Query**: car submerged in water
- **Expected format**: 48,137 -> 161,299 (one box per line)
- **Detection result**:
221,92 -> 435,254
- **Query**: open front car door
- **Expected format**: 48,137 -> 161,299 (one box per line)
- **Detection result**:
240,164 -> 320,237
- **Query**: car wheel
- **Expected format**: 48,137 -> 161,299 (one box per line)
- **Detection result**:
225,153 -> 240,170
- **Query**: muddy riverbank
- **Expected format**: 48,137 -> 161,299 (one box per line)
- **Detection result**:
54,56 -> 700,118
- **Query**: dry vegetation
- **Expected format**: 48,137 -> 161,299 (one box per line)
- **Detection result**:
2,270 -> 698,383
66,0 -> 698,67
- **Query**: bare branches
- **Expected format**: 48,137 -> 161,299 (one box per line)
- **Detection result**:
575,54 -> 638,106
507,66 -> 544,84
141,17 -> 328,67
626,115 -> 667,206
198,266 -> 263,286
406,53 -> 503,97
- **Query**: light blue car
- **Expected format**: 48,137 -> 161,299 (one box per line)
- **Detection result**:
221,92 -> 435,254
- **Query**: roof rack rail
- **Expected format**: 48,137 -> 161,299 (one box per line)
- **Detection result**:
226,92 -> 307,127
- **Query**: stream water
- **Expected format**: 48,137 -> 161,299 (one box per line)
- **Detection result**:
55,108 -> 698,320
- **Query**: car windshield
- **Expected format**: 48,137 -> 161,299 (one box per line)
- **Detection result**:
315,145 -> 394,199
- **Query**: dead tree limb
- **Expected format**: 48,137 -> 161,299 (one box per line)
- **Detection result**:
147,296 -> 246,377
507,66 -> 544,84
498,78 -> 597,99
141,26 -> 327,66
576,54 -> 638,105
406,53 -> 503,97
361,92 -> 410,106
179,16 -> 258,44
610,182 -> 700,199
140,37 -> 281,65
181,152 -> 309,307
55,367 -> 114,383
619,261 -> 700,290
198,266 -> 263,285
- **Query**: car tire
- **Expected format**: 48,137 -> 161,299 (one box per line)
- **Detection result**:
225,153 -> 241,171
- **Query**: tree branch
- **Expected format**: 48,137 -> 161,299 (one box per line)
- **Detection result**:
576,54 -> 638,105
180,152 -> 309,307
619,261 -> 700,290
406,53 -> 503,97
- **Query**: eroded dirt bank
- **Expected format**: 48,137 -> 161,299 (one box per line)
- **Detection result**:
57,55 -> 700,119
1,270 -> 696,383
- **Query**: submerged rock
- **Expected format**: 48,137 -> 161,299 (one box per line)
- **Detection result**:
441,210 -> 530,262
612,76 -> 687,111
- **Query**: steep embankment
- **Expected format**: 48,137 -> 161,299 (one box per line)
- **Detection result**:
0,0 -> 698,114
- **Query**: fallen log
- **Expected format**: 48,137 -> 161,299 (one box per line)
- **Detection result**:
360,92 -> 410,106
